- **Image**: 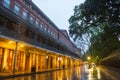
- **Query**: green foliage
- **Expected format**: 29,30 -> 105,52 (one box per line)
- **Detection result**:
69,0 -> 120,59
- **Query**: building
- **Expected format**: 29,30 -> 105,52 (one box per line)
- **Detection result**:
0,0 -> 82,74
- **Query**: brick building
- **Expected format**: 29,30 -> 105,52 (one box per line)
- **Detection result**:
0,0 -> 82,74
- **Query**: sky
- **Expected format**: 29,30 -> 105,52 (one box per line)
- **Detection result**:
33,0 -> 85,32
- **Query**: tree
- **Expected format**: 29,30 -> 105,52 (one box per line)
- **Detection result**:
69,0 -> 120,58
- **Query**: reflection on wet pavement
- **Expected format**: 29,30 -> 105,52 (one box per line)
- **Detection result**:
5,67 -> 82,80
82,64 -> 101,80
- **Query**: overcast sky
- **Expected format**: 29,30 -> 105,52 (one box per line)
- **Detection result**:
33,0 -> 85,32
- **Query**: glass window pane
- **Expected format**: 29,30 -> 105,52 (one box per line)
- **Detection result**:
30,16 -> 34,23
3,0 -> 11,8
22,11 -> 27,19
36,21 -> 39,27
14,4 -> 20,15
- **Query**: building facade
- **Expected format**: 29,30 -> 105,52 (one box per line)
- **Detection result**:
0,0 -> 82,74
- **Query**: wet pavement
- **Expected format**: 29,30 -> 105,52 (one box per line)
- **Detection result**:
3,67 -> 82,80
82,64 -> 101,80
82,64 -> 120,80
1,65 -> 120,80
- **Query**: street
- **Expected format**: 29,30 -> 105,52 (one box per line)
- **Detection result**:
3,67 -> 82,80
1,65 -> 120,80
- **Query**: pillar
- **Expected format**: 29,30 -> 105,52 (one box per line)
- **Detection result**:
36,54 -> 38,72
23,52 -> 26,71
2,48 -> 8,70
13,42 -> 18,74
29,53 -> 32,72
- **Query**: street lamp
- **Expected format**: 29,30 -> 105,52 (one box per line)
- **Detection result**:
87,56 -> 91,68
87,56 -> 91,61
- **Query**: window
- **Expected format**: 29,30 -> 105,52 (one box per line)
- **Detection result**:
22,10 -> 27,19
54,34 -> 56,38
51,32 -> 53,35
31,7 -> 35,12
48,29 -> 50,33
3,0 -> 11,8
35,20 -> 39,27
24,1 -> 29,7
44,27 -> 47,31
14,3 -> 20,15
40,24 -> 43,29
30,15 -> 34,23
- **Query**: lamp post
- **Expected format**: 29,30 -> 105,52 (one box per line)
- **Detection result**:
87,56 -> 91,61
87,56 -> 91,68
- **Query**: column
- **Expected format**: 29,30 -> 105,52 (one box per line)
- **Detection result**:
13,42 -> 18,74
23,52 -> 26,72
2,48 -> 8,70
36,54 -> 38,72
29,53 -> 32,72
56,56 -> 59,68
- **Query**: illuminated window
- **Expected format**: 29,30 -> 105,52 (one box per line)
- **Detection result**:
22,10 -> 27,19
14,3 -> 20,15
3,0 -> 11,8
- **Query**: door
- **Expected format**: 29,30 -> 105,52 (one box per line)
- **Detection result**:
25,53 -> 30,71
16,51 -> 24,71
7,49 -> 14,72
